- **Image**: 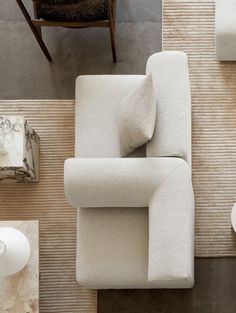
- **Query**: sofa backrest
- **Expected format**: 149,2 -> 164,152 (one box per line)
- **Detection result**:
146,51 -> 192,166
75,52 -> 191,164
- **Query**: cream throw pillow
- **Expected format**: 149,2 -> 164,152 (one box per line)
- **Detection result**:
118,74 -> 156,156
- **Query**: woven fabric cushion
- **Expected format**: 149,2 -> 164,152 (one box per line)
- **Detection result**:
118,74 -> 156,157
33,0 -> 109,22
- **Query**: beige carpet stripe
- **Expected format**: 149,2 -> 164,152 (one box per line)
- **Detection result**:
192,105 -> 236,256
0,100 -> 97,312
163,0 -> 236,256
163,0 -> 236,107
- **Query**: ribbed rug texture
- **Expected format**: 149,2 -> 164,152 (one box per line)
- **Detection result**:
163,0 -> 236,256
0,100 -> 97,312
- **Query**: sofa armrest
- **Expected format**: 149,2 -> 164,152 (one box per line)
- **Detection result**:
148,161 -> 194,287
64,157 -> 187,208
64,157 -> 194,287
146,51 -> 192,166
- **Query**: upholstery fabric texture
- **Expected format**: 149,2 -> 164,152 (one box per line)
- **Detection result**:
75,51 -> 191,161
66,51 -> 194,289
76,206 -> 149,288
65,157 -> 186,208
215,0 -> 236,60
33,0 -> 109,22
146,51 -> 192,164
75,75 -> 145,158
118,74 -> 156,156
64,157 -> 194,288
148,161 -> 194,285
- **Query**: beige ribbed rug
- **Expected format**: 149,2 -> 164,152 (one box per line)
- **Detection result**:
163,0 -> 236,256
0,100 -> 97,312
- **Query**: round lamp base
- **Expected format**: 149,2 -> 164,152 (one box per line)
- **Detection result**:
0,227 -> 30,276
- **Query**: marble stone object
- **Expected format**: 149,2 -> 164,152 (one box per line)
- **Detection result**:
0,220 -> 39,313
0,116 -> 40,182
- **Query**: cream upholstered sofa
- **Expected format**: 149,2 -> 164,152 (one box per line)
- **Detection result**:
64,51 -> 194,289
215,0 -> 236,60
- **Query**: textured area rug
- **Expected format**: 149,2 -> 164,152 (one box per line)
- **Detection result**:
163,0 -> 236,256
0,100 -> 97,312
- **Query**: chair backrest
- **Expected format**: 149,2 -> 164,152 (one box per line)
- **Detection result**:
32,0 -> 109,22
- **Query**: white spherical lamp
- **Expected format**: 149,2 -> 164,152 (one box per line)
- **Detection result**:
0,227 -> 30,276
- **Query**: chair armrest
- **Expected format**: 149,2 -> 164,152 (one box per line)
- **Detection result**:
64,157 -> 186,208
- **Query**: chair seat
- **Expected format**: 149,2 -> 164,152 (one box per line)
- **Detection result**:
33,0 -> 109,22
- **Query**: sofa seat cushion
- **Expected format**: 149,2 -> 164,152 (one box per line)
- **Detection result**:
77,205 -> 193,289
77,206 -> 150,289
75,75 -> 145,157
73,158 -> 194,289
33,0 -> 109,22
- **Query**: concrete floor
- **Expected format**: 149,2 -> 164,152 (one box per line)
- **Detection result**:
0,0 -> 161,99
99,258 -> 236,313
1,1 -> 236,313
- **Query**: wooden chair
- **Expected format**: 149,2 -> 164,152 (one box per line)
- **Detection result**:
16,0 -> 117,62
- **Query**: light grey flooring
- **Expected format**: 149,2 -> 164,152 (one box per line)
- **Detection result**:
0,0 -> 161,99
2,1 -> 236,313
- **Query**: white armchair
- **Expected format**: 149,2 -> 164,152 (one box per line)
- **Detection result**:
64,51 -> 194,289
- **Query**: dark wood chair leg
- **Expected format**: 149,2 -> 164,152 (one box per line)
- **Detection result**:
108,0 -> 117,62
33,2 -> 42,36
16,0 -> 52,62
109,22 -> 117,63
112,0 -> 117,31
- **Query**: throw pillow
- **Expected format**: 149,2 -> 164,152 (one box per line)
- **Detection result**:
118,74 -> 156,156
